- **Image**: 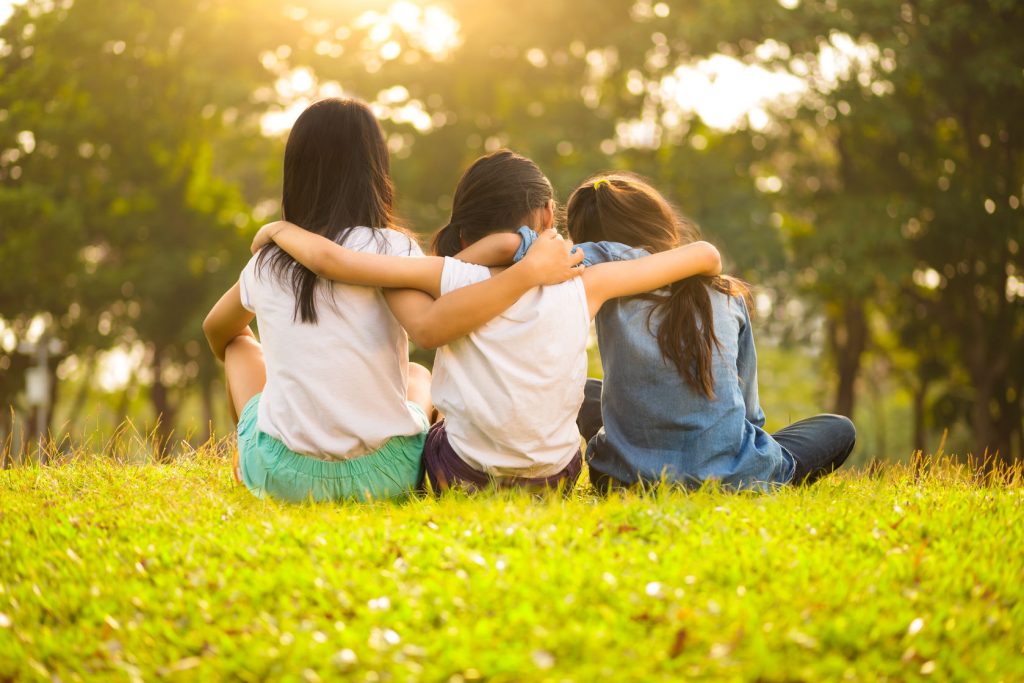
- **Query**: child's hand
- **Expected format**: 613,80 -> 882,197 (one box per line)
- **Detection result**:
251,221 -> 289,255
520,229 -> 586,285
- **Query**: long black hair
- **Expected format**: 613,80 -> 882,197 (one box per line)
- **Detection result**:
431,150 -> 553,256
258,97 -> 401,323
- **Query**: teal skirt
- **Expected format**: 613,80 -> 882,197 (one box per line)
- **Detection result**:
237,393 -> 429,503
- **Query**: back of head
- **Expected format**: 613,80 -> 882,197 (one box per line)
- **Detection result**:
565,172 -> 698,251
262,97 -> 398,323
432,150 -> 553,256
567,173 -> 747,400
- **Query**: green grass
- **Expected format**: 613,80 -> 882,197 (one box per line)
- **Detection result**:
1,448 -> 1022,682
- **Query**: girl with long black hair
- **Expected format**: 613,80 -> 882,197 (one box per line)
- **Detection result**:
202,99 -> 581,502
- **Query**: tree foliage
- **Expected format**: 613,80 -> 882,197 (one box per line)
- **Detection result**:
1,0 -> 1021,460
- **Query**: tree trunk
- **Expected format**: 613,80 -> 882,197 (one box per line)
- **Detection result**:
911,379 -> 930,455
0,408 -> 11,469
829,299 -> 868,418
200,379 -> 215,444
63,354 -> 95,431
149,347 -> 178,461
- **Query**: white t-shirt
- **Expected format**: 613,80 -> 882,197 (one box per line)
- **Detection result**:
431,257 -> 590,478
238,226 -> 425,460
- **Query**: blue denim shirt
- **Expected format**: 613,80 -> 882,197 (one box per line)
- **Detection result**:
515,229 -> 795,490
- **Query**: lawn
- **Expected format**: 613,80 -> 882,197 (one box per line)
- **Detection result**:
1,448 -> 1022,682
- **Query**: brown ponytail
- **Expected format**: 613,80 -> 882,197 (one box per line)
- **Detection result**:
566,173 -> 749,399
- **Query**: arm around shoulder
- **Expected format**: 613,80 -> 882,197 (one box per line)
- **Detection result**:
582,240 -> 721,318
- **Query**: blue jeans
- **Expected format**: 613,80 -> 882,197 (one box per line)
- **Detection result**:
577,379 -> 856,487
771,414 -> 856,484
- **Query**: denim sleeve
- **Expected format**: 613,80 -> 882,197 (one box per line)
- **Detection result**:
736,297 -> 767,429
511,226 -> 538,263
511,230 -> 639,267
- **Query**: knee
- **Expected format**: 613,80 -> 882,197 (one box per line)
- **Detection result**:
408,362 -> 432,386
224,333 -> 262,358
827,414 -> 857,451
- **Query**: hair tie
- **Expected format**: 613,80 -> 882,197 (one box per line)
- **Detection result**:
593,178 -> 610,191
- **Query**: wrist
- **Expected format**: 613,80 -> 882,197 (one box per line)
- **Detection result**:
511,256 -> 545,289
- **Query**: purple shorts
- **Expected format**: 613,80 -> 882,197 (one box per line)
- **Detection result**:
422,421 -> 582,494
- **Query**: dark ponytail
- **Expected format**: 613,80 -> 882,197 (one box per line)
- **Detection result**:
566,173 -> 749,399
431,150 -> 553,256
431,222 -> 464,258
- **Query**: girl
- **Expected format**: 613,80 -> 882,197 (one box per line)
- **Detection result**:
251,150 -> 722,492
562,172 -> 857,489
202,99 -> 582,503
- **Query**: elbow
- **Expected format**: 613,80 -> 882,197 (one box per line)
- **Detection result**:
702,242 -> 722,276
408,327 -> 442,351
201,311 -> 217,346
405,317 -> 443,350
202,312 -> 227,360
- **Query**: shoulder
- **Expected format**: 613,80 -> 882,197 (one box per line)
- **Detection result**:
343,226 -> 424,256
578,241 -> 651,266
239,252 -> 267,311
440,256 -> 492,295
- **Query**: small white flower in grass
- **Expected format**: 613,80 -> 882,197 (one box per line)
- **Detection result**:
368,596 -> 391,611
0,613 -> 11,628
332,648 -> 357,669
707,600 -> 721,615
469,553 -> 486,567
684,575 -> 697,585
645,582 -> 663,597
908,618 -> 924,636
602,572 -> 617,586
312,631 -> 328,644
369,627 -> 401,650
531,650 -> 555,669
893,503 -> 904,514
920,661 -> 936,675
786,629 -> 818,649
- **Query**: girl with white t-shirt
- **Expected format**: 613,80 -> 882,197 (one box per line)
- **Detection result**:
202,100 -> 583,503
250,150 -> 722,492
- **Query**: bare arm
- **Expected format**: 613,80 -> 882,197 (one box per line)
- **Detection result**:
252,221 -> 585,348
581,241 -> 722,319
384,232 -> 585,349
202,282 -> 256,361
454,231 -> 522,267
252,221 -> 445,295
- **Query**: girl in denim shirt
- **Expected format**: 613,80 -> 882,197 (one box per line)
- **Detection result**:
564,173 -> 856,490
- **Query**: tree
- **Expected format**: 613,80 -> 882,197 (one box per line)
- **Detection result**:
0,0 -> 291,451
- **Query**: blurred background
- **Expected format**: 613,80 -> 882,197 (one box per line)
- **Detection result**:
0,0 -> 1021,466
